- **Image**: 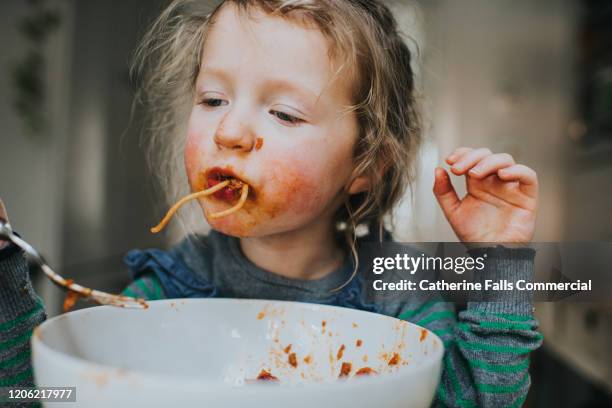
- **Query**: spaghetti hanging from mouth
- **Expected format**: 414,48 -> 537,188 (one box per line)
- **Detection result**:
150,180 -> 250,233
208,183 -> 249,219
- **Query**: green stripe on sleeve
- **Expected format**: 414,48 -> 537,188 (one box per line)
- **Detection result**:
121,287 -> 139,298
432,327 -> 453,338
509,392 -> 528,408
476,372 -> 529,393
456,338 -> 532,354
461,322 -> 543,343
478,321 -> 533,331
468,357 -> 529,373
0,301 -> 43,331
0,330 -> 33,351
458,321 -> 534,332
0,368 -> 33,386
398,300 -> 442,320
441,346 -> 480,407
123,275 -> 165,300
135,279 -> 155,299
444,351 -> 464,404
150,276 -> 165,300
416,311 -> 456,326
470,310 -> 534,322
0,350 -> 31,370
436,380 -> 449,405
493,313 -> 533,322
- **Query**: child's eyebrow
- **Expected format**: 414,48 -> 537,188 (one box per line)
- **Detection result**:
262,79 -> 320,107
198,66 -> 232,83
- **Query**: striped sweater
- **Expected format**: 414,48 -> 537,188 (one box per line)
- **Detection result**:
0,232 -> 542,407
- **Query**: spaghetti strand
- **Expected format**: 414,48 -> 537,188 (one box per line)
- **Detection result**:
150,180 -> 230,233
209,184 -> 249,219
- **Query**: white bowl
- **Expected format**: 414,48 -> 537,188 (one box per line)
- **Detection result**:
32,299 -> 443,407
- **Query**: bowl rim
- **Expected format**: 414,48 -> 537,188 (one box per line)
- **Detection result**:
32,298 -> 445,391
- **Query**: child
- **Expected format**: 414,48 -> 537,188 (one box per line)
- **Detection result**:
0,0 -> 541,406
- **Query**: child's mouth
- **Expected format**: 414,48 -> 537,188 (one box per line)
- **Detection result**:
206,168 -> 251,202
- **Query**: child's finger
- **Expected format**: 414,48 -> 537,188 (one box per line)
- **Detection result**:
450,148 -> 492,175
445,147 -> 472,164
433,167 -> 460,217
498,164 -> 538,196
468,153 -> 515,179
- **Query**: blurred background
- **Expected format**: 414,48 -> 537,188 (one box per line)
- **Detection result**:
1,0 -> 611,406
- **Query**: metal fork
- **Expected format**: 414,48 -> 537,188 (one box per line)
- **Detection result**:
0,219 -> 147,310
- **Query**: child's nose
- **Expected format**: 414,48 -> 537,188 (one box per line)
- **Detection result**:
213,110 -> 255,152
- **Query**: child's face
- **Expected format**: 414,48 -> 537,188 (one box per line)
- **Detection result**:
184,4 -> 365,237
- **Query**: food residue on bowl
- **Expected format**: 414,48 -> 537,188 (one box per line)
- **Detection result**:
388,353 -> 400,366
419,329 -> 428,342
336,344 -> 345,360
288,352 -> 298,368
256,369 -> 278,382
356,339 -> 363,347
355,367 -> 377,376
339,362 -> 352,378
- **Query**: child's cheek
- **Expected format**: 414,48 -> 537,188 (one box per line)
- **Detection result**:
209,159 -> 327,237
255,159 -> 324,218
184,138 -> 204,189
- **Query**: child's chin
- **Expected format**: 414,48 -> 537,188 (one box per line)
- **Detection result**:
206,216 -> 259,238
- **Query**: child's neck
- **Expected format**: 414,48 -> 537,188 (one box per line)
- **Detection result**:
239,217 -> 344,281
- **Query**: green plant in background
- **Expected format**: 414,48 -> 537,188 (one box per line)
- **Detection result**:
11,0 -> 61,137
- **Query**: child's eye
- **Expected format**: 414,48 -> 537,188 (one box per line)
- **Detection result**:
270,110 -> 303,125
201,98 -> 228,107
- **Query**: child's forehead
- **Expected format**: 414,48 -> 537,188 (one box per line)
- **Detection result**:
208,4 -> 355,72
207,3 -> 327,51
200,3 -> 357,100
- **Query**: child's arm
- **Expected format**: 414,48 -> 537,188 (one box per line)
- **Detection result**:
428,148 -> 541,406
0,244 -> 46,387
0,199 -> 45,387
122,274 -> 166,300
453,247 -> 542,407
398,248 -> 541,407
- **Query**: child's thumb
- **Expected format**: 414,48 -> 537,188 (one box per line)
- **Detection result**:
433,167 -> 460,218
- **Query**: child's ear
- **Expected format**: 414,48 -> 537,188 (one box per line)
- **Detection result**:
347,174 -> 371,194
347,160 -> 389,195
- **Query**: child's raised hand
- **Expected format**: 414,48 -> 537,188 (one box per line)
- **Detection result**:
433,147 -> 538,243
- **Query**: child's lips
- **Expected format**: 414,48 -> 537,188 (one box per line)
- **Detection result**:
206,167 -> 251,202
